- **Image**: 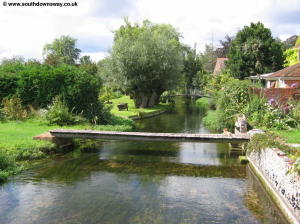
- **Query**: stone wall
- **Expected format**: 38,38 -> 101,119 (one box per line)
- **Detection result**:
248,148 -> 300,223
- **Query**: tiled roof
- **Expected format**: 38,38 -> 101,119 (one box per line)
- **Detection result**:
269,62 -> 300,78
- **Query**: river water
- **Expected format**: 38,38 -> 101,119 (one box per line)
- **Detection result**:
0,98 -> 287,224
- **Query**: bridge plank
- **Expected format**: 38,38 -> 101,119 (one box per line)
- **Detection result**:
48,129 -> 250,143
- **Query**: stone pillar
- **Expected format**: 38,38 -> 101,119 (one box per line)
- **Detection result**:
235,114 -> 247,134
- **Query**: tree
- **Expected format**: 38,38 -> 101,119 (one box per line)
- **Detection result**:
182,45 -> 202,94
227,22 -> 284,79
43,35 -> 81,65
200,44 -> 217,73
283,35 -> 298,49
106,19 -> 183,108
80,55 -> 93,65
215,35 -> 234,58
283,48 -> 299,67
79,55 -> 97,75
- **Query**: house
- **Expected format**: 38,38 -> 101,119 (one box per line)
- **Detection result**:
248,62 -> 300,88
213,58 -> 228,74
249,62 -> 300,102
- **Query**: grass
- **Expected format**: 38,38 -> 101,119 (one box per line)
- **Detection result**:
110,95 -> 169,118
196,97 -> 209,110
273,129 -> 300,144
0,117 -> 135,182
202,110 -> 222,132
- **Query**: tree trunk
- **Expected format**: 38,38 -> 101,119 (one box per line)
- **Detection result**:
133,89 -> 165,108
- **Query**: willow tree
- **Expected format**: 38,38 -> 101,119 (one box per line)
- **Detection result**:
108,20 -> 183,108
43,35 -> 81,65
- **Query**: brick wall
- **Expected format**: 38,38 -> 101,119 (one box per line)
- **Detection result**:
251,88 -> 300,103
285,80 -> 300,87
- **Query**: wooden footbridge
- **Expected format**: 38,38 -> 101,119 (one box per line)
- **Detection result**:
169,94 -> 209,98
34,129 -> 250,144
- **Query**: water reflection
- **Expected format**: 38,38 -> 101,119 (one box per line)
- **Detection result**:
0,97 -> 287,224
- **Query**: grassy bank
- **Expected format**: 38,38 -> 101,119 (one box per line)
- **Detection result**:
273,130 -> 300,144
0,117 -> 134,182
195,97 -> 209,112
110,95 -> 170,118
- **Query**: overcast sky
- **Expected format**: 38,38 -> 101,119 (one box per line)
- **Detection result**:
0,0 -> 300,62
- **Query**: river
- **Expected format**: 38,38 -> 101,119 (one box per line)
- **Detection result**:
0,97 -> 287,224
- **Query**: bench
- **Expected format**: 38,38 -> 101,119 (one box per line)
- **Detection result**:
117,103 -> 128,111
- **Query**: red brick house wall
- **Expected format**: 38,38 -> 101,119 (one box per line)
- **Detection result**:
284,80 -> 300,86
251,88 -> 300,103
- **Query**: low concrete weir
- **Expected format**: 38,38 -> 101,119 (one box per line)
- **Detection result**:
48,129 -> 250,143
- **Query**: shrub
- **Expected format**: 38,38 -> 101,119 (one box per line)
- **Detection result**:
202,110 -> 223,132
246,133 -> 292,154
0,63 -> 105,123
2,96 -> 27,120
46,96 -> 77,126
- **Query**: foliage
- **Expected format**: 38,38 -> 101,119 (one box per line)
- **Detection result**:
200,44 -> 217,73
46,96 -> 79,126
105,19 -> 183,108
80,55 -> 93,64
202,110 -> 223,132
203,72 -> 297,131
0,60 -> 24,104
0,63 -> 105,123
215,35 -> 234,58
2,96 -> 27,120
99,86 -> 115,103
182,45 -> 203,93
43,35 -> 81,65
195,97 -> 209,114
296,36 -> 300,46
246,133 -> 291,154
227,22 -> 284,79
283,35 -> 298,49
204,71 -> 235,100
283,48 -> 299,67
79,55 -> 98,75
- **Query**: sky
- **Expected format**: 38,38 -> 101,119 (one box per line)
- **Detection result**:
0,0 -> 300,62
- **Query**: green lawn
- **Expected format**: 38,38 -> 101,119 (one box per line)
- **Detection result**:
0,118 -> 133,159
273,129 -> 300,144
110,95 -> 169,118
0,116 -> 135,182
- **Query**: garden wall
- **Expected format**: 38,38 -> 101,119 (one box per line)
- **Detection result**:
251,88 -> 300,103
248,148 -> 300,223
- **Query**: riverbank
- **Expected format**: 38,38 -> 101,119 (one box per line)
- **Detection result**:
0,117 -> 135,182
110,95 -> 170,119
196,97 -> 300,223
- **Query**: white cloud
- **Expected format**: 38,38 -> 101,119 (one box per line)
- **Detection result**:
82,51 -> 109,62
0,0 -> 299,61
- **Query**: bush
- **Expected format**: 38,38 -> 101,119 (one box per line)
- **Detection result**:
2,96 -> 27,120
46,96 -> 77,126
202,110 -> 223,132
0,63 -> 107,124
